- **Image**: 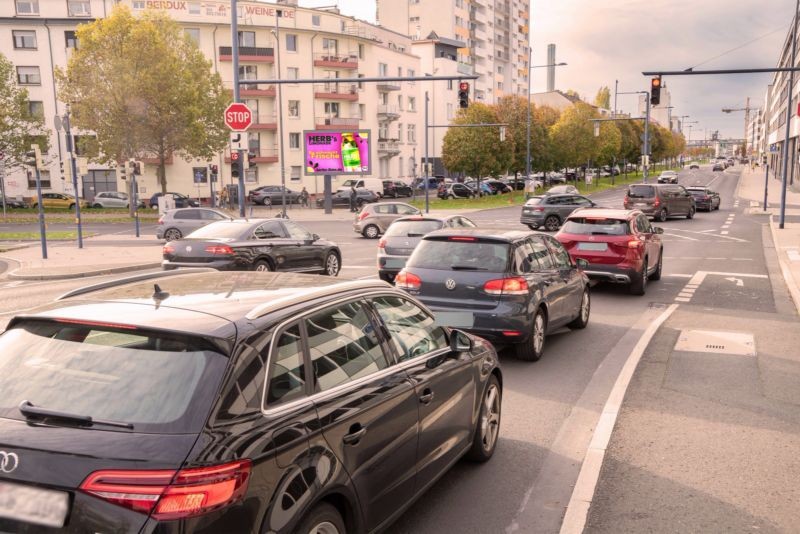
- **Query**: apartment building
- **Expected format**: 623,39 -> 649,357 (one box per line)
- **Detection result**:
377,0 -> 530,105
1,0 -> 424,201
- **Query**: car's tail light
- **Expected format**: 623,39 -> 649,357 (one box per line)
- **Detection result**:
377,238 -> 386,250
448,236 -> 477,242
484,277 -> 529,295
157,215 -> 164,225
653,197 -> 661,208
80,459 -> 251,520
628,239 -> 644,249
395,271 -> 421,290
358,210 -> 369,221
532,207 -> 545,212
703,195 -> 710,201
623,195 -> 630,207
163,244 -> 175,255
205,245 -> 234,255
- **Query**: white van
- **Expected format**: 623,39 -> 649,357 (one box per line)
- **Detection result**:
337,178 -> 384,197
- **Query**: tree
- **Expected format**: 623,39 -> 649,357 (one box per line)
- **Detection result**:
594,120 -> 621,165
617,119 -> 644,165
594,86 -> 611,110
442,103 -> 510,184
494,96 -> 560,177
0,52 -> 49,171
56,5 -> 229,193
549,102 -> 597,170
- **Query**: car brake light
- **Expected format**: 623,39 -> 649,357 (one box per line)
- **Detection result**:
80,459 -> 251,520
163,244 -> 175,255
628,239 -> 644,248
205,245 -> 234,255
157,216 -> 164,225
483,277 -> 529,295
55,318 -> 137,330
395,271 -> 421,290
448,236 -> 477,242
377,238 -> 386,250
653,197 -> 661,208
358,210 -> 369,221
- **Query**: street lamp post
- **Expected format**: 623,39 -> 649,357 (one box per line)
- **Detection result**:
525,60 -> 567,182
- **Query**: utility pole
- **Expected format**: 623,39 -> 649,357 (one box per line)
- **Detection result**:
526,46 -> 532,181
424,91 -> 430,213
62,108 -> 83,249
230,0 -> 245,217
274,9 -> 287,216
613,79 -> 618,118
644,93 -> 650,183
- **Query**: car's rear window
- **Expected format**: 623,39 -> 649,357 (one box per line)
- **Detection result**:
407,239 -> 510,272
686,189 -> 706,196
0,320 -> 227,433
562,217 -> 630,236
628,185 -> 655,198
385,220 -> 444,237
525,197 -> 543,206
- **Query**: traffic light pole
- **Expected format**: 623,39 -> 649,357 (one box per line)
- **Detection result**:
230,0 -> 245,218
644,93 -> 651,183
33,166 -> 47,260
424,91 -> 430,214
63,110 -> 83,249
132,171 -> 140,238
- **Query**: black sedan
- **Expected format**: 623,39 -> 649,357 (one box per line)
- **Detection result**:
148,192 -> 199,209
162,218 -> 341,275
686,186 -> 721,211
383,180 -> 413,198
248,185 -> 301,206
396,228 -> 590,361
315,189 -> 379,208
0,194 -> 29,209
438,183 -> 476,199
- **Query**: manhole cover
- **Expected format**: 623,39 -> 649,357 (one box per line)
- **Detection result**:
674,330 -> 756,356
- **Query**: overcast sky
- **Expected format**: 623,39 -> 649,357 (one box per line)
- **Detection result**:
299,0 -> 796,139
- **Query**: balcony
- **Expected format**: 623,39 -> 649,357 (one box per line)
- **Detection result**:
219,46 -> 274,63
377,139 -> 401,156
315,117 -> 361,130
377,82 -> 401,92
314,83 -> 359,101
224,147 -> 279,164
313,53 -> 359,69
457,62 -> 474,75
377,105 -> 401,120
240,84 -> 276,97
250,114 -> 278,130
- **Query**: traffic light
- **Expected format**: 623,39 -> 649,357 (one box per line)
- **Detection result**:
59,159 -> 72,181
247,151 -> 256,168
650,76 -> 662,106
209,164 -> 219,182
131,160 -> 142,176
231,151 -> 240,178
458,82 -> 470,109
24,150 -> 37,168
118,161 -> 128,181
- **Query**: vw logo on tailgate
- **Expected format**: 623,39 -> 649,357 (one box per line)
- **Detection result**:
445,279 -> 457,290
0,451 -> 19,473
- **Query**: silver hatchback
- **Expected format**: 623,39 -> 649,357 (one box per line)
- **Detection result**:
157,208 -> 232,241
353,201 -> 420,238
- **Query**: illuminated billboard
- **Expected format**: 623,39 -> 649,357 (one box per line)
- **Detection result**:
303,130 -> 371,176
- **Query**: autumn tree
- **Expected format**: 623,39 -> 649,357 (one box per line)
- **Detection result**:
442,103 -> 511,185
494,96 -> 560,177
0,52 -> 49,171
56,5 -> 229,193
594,86 -> 611,110
549,102 -> 598,170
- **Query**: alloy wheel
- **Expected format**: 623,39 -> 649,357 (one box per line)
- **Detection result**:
580,291 -> 590,323
325,253 -> 340,276
308,522 -> 340,534
533,312 -> 545,354
544,215 -> 560,232
164,229 -> 182,241
480,384 -> 501,453
363,225 -> 379,239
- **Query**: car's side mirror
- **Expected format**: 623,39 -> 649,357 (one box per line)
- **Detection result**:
450,330 -> 473,353
575,258 -> 590,269
312,233 -> 320,241
653,227 -> 664,234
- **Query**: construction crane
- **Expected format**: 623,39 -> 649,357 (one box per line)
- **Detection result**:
722,97 -> 757,157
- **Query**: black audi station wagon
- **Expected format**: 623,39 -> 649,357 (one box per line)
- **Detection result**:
0,270 -> 501,533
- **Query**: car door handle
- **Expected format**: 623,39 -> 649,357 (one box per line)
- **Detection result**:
342,424 -> 367,445
419,389 -> 434,405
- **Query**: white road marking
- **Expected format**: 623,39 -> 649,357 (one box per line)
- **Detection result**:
724,277 -> 744,287
678,292 -> 694,298
721,225 -> 730,229
667,228 -> 747,242
663,273 -> 693,278
721,231 -> 729,235
706,257 -> 725,260
675,297 -> 691,302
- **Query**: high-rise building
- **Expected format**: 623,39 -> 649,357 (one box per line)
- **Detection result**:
377,0 -> 530,104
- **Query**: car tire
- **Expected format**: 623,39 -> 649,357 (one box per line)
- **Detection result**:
650,249 -> 663,281
253,259 -> 273,272
163,228 -> 182,241
657,208 -> 668,223
527,224 -> 539,230
362,225 -> 380,239
629,260 -> 648,295
515,307 -> 546,361
544,215 -> 561,232
261,198 -> 272,206
323,252 -> 340,276
465,375 -> 502,462
92,203 -> 102,209
568,289 -> 590,329
686,206 -> 695,219
68,203 -> 75,210
295,502 -> 346,534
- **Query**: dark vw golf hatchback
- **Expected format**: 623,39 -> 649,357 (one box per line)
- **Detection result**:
0,270 -> 501,533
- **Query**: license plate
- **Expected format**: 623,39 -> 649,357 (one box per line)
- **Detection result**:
434,311 -> 475,328
577,242 -> 608,251
0,481 -> 69,528
384,258 -> 407,269
634,202 -> 647,207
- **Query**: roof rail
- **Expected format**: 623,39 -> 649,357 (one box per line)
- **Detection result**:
56,268 -> 217,301
245,279 -> 390,321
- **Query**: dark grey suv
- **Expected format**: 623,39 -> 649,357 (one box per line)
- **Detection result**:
396,228 -> 591,361
0,270 -> 502,534
520,194 -> 597,231
623,183 -> 696,222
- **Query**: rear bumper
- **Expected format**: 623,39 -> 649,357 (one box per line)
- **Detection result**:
520,213 -> 545,225
377,254 -> 409,277
626,204 -> 656,215
425,302 -> 533,344
162,259 -> 239,271
580,263 -> 640,284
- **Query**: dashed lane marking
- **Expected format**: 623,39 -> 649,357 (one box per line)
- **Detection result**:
721,231 -> 729,235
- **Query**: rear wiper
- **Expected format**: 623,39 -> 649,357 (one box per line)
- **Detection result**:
450,265 -> 488,271
19,400 -> 134,430
406,233 -> 425,237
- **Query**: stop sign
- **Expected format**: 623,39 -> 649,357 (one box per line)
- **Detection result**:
224,103 -> 253,131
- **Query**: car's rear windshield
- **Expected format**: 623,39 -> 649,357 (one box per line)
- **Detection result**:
525,197 -> 543,206
0,320 -> 228,433
187,221 -> 250,239
407,239 -> 510,272
562,217 -> 630,236
385,220 -> 444,237
628,185 -> 655,198
686,189 -> 706,196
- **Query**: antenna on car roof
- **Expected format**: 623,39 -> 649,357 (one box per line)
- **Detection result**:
152,284 -> 170,309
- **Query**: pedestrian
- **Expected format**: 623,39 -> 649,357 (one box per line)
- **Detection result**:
349,185 -> 358,212
300,186 -> 309,208
219,187 -> 229,210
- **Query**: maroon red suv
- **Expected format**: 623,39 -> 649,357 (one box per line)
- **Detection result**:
555,208 -> 664,295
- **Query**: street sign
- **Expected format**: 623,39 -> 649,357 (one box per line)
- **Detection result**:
230,132 -> 245,151
224,103 -> 253,132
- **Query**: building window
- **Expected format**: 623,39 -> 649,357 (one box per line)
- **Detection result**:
132,1 -> 145,8
358,104 -> 366,119
497,81 -> 504,90
379,63 -> 388,77
288,100 -> 300,118
357,73 -> 365,90
408,96 -> 416,112
447,103 -> 454,120
290,166 -> 301,181
358,44 -> 365,59
27,101 -> 44,118
324,102 -> 340,117
244,99 -> 259,117
16,1 -> 39,15
28,170 -> 50,189
397,95 -> 403,110
322,38 -> 338,53
248,132 -> 260,151
287,67 -> 299,80
410,16 -> 420,23
16,66 -> 40,85
238,31 -> 255,47
286,34 -> 297,52
187,1 -> 201,15
65,30 -> 78,48
408,124 -> 416,143
289,132 -> 300,149
407,68 -> 415,79
379,124 -> 388,139
239,65 -> 257,89
245,168 -> 258,183
184,28 -> 200,44
13,30 -> 37,49
497,65 -> 504,74
312,14 -> 320,26
67,0 -> 91,16
397,122 -> 403,140
398,157 -> 404,177
448,79 -> 453,90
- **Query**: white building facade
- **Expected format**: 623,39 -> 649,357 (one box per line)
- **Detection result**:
1,0 -> 427,202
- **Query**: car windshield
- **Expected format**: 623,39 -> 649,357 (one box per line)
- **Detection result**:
628,185 -> 655,198
0,320 -> 227,433
408,239 -> 510,272
385,220 -> 444,237
562,217 -> 630,236
186,221 -> 251,239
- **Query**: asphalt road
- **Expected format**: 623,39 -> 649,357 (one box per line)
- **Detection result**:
0,164 -> 778,533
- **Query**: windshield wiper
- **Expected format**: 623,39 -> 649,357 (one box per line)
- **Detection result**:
19,400 -> 134,430
450,265 -> 488,271
406,233 -> 425,237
